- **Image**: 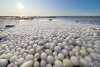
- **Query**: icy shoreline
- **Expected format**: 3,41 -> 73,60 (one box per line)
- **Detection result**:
0,20 -> 100,67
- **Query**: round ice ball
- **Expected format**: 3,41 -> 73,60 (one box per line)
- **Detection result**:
34,53 -> 40,59
70,45 -> 74,49
14,61 -> 18,66
84,56 -> 92,63
53,52 -> 57,57
0,56 -> 2,59
90,53 -> 100,62
45,49 -> 52,56
75,46 -> 80,50
38,41 -> 44,45
93,45 -> 99,49
46,64 -> 52,67
1,44 -> 6,50
34,58 -> 38,62
92,61 -> 100,67
94,48 -> 100,54
79,50 -> 88,56
87,44 -> 93,48
7,63 -> 14,67
45,43 -> 50,49
68,39 -> 77,46
34,62 -> 39,67
0,59 -> 8,67
50,43 -> 56,48
33,44 -> 37,50
1,54 -> 6,59
53,40 -> 58,45
34,36 -> 38,40
79,58 -> 90,67
49,39 -> 53,43
29,49 -> 35,55
81,47 -> 86,50
76,40 -> 81,46
11,50 -> 16,54
35,40 -> 39,44
16,48 -> 21,52
62,42 -> 68,46
29,41 -> 34,46
10,56 -> 17,63
20,49 -> 26,55
54,60 -> 63,67
70,56 -> 79,66
23,53 -> 28,58
36,47 -> 41,53
55,56 -> 58,60
25,54 -> 34,61
41,52 -> 47,60
14,66 -> 18,67
87,48 -> 95,53
40,60 -> 47,67
18,55 -> 22,59
54,46 -> 61,53
47,55 -> 54,64
5,53 -> 12,60
27,46 -> 32,50
23,44 -> 28,49
58,53 -> 64,61
43,39 -> 48,43
63,59 -> 73,67
57,43 -> 64,49
14,52 -> 20,56
50,46 -> 54,51
62,49 -> 68,56
69,51 -> 75,56
18,58 -> 24,66
0,50 -> 5,55
64,46 -> 71,51
21,60 -> 34,67
72,48 -> 79,53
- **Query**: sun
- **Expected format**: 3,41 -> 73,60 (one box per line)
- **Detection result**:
17,3 -> 23,8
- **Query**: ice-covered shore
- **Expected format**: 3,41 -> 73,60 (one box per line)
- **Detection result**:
0,19 -> 100,67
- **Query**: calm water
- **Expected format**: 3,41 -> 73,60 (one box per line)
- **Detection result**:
40,16 -> 100,25
0,16 -> 100,26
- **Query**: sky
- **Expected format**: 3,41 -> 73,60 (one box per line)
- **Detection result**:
0,0 -> 100,16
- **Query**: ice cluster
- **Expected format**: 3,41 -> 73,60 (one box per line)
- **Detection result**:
0,20 -> 100,67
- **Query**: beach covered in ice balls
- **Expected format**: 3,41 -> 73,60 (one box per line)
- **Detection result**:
0,19 -> 100,67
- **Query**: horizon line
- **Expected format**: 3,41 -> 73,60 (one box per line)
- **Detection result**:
0,15 -> 100,17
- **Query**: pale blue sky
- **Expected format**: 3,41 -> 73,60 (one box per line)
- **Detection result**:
0,0 -> 100,16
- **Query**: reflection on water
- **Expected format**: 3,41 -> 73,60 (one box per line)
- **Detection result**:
40,17 -> 100,25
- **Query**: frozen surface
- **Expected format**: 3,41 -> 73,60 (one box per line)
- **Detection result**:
0,19 -> 100,67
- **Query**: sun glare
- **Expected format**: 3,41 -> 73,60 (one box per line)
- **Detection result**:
13,0 -> 27,16
17,3 -> 23,8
